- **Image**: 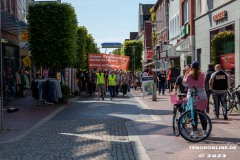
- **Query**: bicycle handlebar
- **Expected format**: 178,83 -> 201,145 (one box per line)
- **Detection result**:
191,85 -> 198,97
192,86 -> 198,93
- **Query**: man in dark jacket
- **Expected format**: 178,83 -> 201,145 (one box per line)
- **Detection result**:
205,64 -> 215,113
209,64 -> 230,120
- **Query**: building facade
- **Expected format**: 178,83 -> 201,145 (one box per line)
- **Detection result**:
153,0 -> 169,70
1,0 -> 29,87
195,0 -> 240,85
138,3 -> 154,67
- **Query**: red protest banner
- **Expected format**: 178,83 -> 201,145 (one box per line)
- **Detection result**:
88,53 -> 130,70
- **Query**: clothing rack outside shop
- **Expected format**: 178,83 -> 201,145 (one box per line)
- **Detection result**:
31,78 -> 62,106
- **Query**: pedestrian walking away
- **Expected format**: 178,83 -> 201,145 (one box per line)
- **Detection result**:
205,63 -> 215,113
209,64 -> 230,120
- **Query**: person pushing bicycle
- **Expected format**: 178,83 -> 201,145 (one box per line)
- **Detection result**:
183,61 -> 208,138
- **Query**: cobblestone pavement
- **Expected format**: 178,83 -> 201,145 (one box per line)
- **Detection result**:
0,94 -> 153,160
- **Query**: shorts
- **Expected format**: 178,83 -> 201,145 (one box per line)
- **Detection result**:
97,84 -> 105,93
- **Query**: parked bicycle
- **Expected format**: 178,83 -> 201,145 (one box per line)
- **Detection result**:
177,86 -> 212,142
227,85 -> 240,113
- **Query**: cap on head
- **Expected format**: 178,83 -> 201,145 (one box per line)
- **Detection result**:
191,61 -> 200,68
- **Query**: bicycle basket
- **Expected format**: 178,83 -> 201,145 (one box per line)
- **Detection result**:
170,95 -> 187,105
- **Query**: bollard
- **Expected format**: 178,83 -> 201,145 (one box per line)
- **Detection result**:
152,83 -> 157,101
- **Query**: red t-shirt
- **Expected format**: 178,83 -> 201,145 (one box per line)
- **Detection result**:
148,70 -> 153,76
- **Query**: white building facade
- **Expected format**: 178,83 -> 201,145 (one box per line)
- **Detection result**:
195,0 -> 240,86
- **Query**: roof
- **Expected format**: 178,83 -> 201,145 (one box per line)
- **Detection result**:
130,32 -> 138,40
140,4 -> 154,16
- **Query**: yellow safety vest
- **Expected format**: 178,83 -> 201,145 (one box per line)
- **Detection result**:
97,73 -> 105,85
108,75 -> 116,86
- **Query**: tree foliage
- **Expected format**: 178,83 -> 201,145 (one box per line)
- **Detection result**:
85,34 -> 100,68
112,49 -> 121,55
211,31 -> 234,64
121,40 -> 143,71
27,2 -> 77,69
75,26 -> 87,69
150,7 -> 156,21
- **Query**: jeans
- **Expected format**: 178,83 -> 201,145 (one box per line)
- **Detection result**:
206,90 -> 212,112
158,81 -> 165,95
212,92 -> 228,116
122,84 -> 128,95
193,111 -> 207,131
108,86 -> 116,98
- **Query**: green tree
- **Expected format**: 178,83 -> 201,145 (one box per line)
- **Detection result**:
85,34 -> 100,68
27,2 -> 77,70
121,40 -> 143,71
112,49 -> 121,55
75,26 -> 87,69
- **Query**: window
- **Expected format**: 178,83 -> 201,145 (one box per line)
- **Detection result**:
169,13 -> 180,39
183,0 -> 188,24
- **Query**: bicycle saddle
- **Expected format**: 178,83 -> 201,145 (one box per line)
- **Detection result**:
177,93 -> 187,98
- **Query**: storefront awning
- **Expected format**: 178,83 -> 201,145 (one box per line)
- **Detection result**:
1,11 -> 27,34
144,62 -> 154,67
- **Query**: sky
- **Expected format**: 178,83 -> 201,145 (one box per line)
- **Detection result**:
60,0 -> 157,53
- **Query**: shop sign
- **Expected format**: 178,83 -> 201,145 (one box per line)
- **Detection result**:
21,32 -> 28,42
180,24 -> 190,38
147,49 -> 153,60
213,10 -> 227,22
180,25 -> 186,38
22,56 -> 31,66
160,51 -> 167,58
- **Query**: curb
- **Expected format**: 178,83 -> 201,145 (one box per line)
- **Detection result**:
125,121 -> 150,160
0,96 -> 80,144
129,92 -> 161,121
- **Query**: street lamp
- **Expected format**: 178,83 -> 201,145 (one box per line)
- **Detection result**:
152,21 -> 157,101
130,46 -> 136,80
151,20 -> 164,101
0,0 -> 4,130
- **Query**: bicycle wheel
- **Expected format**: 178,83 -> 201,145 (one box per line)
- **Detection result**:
178,110 -> 212,142
172,105 -> 181,136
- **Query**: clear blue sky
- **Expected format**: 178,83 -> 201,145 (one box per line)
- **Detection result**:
61,0 -> 157,53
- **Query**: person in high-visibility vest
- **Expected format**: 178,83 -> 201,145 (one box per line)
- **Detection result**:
96,68 -> 105,101
108,71 -> 117,100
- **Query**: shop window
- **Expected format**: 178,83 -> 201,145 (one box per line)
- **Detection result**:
210,24 -> 235,73
183,0 -> 188,24
170,13 -> 180,39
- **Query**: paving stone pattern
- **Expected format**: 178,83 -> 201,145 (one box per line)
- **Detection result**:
0,95 -> 153,160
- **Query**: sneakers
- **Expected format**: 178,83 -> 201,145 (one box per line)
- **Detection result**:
224,115 -> 228,120
214,115 -> 219,119
202,130 -> 208,137
190,131 -> 199,138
